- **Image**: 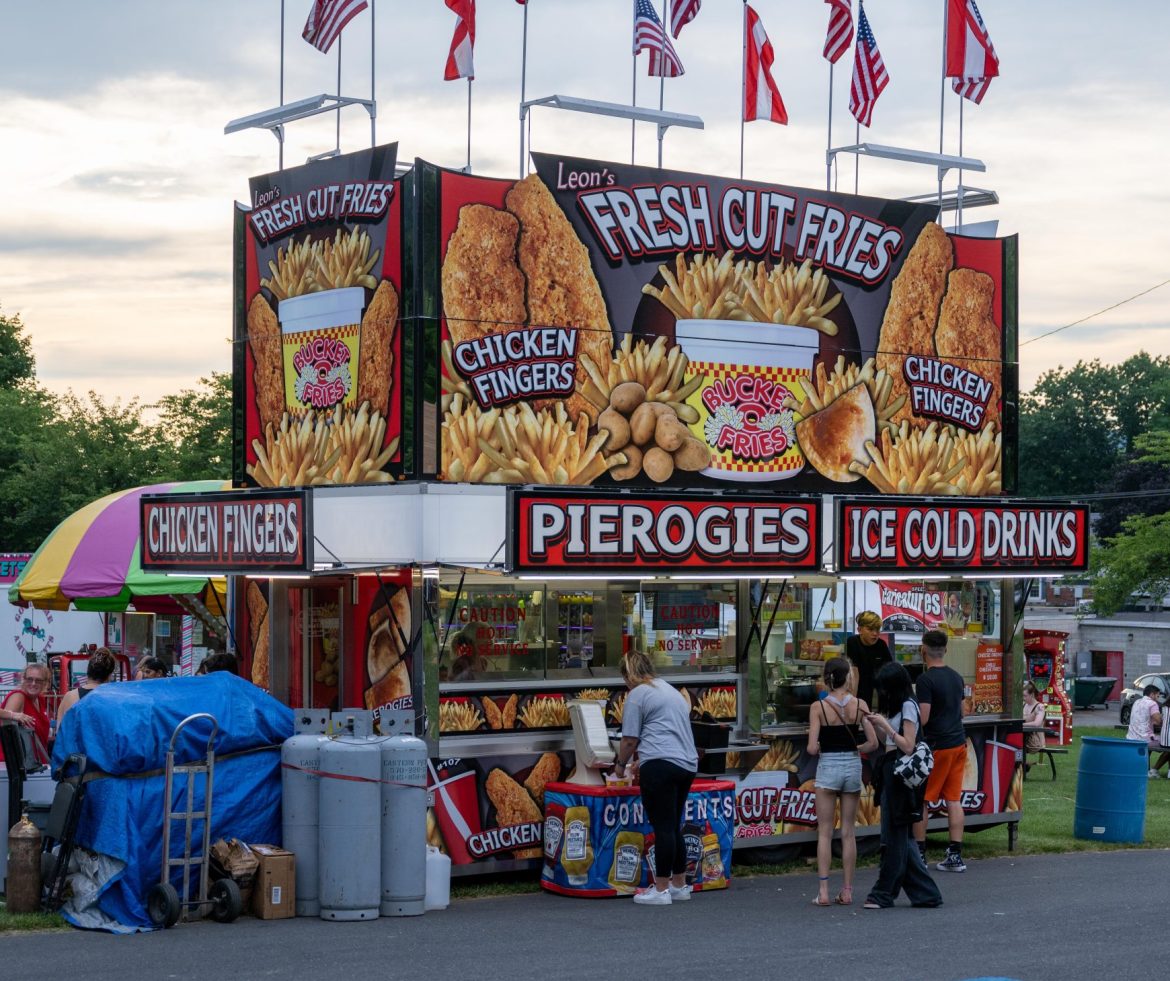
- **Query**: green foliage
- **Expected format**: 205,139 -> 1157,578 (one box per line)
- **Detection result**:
0,308 -> 36,390
155,372 -> 233,481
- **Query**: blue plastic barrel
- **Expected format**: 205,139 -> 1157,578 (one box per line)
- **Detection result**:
1073,737 -> 1149,843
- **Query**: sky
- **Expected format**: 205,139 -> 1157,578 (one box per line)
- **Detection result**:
2,0 -> 1168,409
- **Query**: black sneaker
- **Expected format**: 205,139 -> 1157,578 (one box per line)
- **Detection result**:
936,851 -> 966,873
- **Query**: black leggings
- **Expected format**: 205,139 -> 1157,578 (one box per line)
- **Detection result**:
638,759 -> 696,879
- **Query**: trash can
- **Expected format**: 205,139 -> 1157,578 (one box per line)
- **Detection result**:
1072,677 -> 1117,709
691,718 -> 731,775
1073,737 -> 1149,843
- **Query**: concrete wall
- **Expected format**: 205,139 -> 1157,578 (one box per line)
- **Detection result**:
1021,612 -> 1170,689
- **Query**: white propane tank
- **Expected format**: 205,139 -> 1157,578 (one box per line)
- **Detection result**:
318,713 -> 380,920
425,846 -> 451,911
281,708 -> 330,917
379,710 -> 428,916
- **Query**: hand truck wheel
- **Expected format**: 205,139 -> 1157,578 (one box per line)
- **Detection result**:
148,882 -> 182,928
209,877 -> 243,923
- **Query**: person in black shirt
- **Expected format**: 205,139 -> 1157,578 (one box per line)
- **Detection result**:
845,611 -> 893,707
913,630 -> 968,873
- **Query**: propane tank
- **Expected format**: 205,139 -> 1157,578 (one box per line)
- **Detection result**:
318,713 -> 381,920
378,710 -> 428,916
7,803 -> 43,913
281,708 -> 330,916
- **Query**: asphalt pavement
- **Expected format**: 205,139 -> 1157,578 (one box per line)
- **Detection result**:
5,848 -> 1168,981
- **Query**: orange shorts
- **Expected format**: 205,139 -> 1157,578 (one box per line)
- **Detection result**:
924,744 -> 966,803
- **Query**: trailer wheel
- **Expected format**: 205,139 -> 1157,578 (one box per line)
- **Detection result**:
148,882 -> 182,928
209,877 -> 243,923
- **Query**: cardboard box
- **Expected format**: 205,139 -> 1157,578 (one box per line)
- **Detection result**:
249,844 -> 295,920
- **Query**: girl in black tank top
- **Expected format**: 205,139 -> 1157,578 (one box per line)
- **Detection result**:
807,657 -> 879,906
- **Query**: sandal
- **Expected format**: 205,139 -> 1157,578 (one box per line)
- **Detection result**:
811,875 -> 831,906
834,887 -> 853,906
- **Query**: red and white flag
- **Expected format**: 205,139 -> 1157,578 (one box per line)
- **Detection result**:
946,0 -> 999,104
670,0 -> 701,38
302,0 -> 368,54
822,0 -> 853,64
634,0 -> 685,78
444,0 -> 476,80
743,5 -> 787,124
849,4 -> 888,127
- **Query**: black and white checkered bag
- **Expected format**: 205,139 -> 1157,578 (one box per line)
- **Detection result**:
893,741 -> 934,789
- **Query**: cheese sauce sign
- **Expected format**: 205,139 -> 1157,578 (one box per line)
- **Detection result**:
508,490 -> 820,574
837,499 -> 1090,574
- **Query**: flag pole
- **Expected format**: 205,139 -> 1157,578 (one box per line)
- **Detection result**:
279,0 -> 286,170
938,0 -> 948,219
826,61 -> 834,192
657,0 -> 667,168
854,119 -> 859,194
370,0 -> 376,148
519,0 -> 529,177
739,0 -> 746,180
957,95 -> 965,230
336,36 -> 343,153
631,0 -> 637,164
466,78 -> 473,172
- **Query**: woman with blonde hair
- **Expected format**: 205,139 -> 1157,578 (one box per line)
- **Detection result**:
612,649 -> 698,906
807,657 -> 878,905
0,662 -> 54,764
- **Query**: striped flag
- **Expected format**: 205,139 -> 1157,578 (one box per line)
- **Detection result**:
849,4 -> 888,127
634,0 -> 685,77
302,0 -> 368,54
822,0 -> 853,64
946,0 -> 999,104
743,5 -> 787,124
670,0 -> 701,38
444,0 -> 476,80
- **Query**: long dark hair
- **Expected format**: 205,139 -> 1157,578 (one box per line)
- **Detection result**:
874,661 -> 914,717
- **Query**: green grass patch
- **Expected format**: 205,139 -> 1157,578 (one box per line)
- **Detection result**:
0,904 -> 66,932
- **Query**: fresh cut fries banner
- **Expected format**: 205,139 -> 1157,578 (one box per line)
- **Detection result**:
234,144 -> 404,488
433,153 -> 1017,494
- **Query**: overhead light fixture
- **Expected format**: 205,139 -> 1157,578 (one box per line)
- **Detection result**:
901,186 -> 999,212
521,94 -> 704,132
827,142 -> 985,177
224,94 -> 377,135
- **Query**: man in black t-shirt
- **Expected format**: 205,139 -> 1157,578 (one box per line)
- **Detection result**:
913,630 -> 968,872
845,610 -> 892,707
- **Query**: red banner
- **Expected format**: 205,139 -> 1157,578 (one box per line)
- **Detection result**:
509,490 -> 819,574
837,499 -> 1089,573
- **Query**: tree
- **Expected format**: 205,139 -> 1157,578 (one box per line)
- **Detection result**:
0,307 -> 36,389
154,372 -> 233,481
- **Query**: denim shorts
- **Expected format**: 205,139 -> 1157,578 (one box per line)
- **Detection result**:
815,752 -> 862,793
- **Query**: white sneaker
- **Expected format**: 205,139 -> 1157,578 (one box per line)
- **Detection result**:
1149,769 -> 1159,779
632,887 -> 672,906
668,883 -> 692,901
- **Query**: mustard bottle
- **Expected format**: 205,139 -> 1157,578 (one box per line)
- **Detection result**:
561,805 -> 593,886
608,830 -> 645,894
699,822 -> 726,889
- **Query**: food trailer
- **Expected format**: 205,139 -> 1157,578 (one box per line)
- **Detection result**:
139,144 -> 1091,876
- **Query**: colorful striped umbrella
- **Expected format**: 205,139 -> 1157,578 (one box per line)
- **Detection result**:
7,480 -> 229,613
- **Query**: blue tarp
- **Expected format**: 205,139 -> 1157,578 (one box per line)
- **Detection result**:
51,674 -> 293,931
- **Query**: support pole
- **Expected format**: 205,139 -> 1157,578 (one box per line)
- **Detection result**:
938,0 -> 948,217
657,0 -> 667,168
825,62 -> 834,191
739,0 -> 747,180
370,0 -> 376,147
518,0 -> 529,176
466,78 -> 472,172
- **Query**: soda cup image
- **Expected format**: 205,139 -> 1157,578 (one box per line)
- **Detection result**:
279,286 -> 365,414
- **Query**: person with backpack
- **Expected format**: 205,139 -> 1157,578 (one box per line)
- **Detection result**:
862,661 -> 943,910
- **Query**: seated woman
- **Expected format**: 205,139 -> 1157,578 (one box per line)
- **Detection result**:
57,648 -> 118,726
0,663 -> 54,764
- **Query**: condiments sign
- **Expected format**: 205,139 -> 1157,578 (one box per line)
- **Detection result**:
508,490 -> 820,574
141,490 -> 311,573
837,500 -> 1090,574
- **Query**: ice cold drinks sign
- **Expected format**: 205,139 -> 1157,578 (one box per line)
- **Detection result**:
508,490 -> 820,574
837,500 -> 1090,573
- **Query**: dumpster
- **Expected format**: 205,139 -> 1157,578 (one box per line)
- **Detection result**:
1073,736 -> 1149,843
1072,677 -> 1117,710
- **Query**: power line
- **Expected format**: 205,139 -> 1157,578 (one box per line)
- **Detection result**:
1020,278 -> 1170,347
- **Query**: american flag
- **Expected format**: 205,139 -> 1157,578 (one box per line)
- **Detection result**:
743,5 -> 787,124
634,0 -> 685,77
302,0 -> 368,54
822,0 -> 853,64
670,0 -> 701,38
444,0 -> 476,81
849,4 -> 888,127
946,0 -> 999,104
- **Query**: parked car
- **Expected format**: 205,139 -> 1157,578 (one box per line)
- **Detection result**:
1119,672 -> 1170,725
